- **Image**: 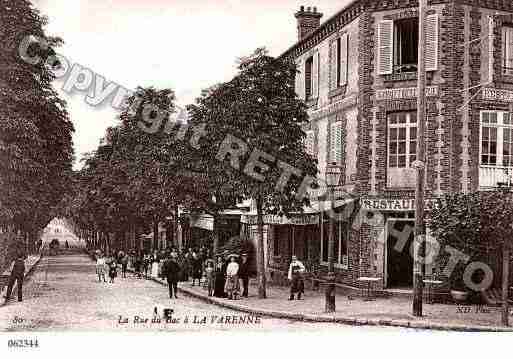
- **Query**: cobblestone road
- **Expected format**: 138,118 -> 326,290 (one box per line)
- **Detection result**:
0,253 -> 397,332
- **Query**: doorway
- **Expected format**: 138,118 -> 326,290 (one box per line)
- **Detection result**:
385,219 -> 414,288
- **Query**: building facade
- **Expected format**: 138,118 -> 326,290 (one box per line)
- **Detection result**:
268,0 -> 513,290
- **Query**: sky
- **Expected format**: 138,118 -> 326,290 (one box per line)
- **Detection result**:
32,0 -> 350,169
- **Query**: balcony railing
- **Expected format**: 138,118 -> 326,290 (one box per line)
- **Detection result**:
479,165 -> 513,189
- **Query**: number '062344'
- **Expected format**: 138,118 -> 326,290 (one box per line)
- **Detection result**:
8,339 -> 39,348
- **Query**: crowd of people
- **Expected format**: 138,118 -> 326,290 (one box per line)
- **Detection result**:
93,247 -> 306,301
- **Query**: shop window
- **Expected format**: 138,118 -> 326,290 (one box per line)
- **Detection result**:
480,111 -> 513,167
502,26 -> 513,75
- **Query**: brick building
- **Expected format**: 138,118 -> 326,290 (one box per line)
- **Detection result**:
263,1 -> 513,290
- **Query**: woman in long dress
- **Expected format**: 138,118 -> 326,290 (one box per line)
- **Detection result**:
213,256 -> 226,298
191,252 -> 202,286
96,255 -> 106,283
151,251 -> 160,278
224,255 -> 240,300
288,256 -> 305,300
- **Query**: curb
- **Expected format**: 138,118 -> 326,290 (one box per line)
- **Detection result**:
152,275 -> 513,332
95,257 -> 513,332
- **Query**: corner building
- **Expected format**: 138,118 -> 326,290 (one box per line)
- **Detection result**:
267,1 -> 513,291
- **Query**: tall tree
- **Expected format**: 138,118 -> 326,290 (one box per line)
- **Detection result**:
188,48 -> 318,298
0,0 -> 74,260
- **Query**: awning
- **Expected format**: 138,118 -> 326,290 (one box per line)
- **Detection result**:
304,198 -> 356,214
240,198 -> 356,225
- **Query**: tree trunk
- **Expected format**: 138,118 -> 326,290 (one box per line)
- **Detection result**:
256,196 -> 266,299
166,219 -> 173,249
502,244 -> 510,326
174,205 -> 180,251
153,220 -> 159,252
213,214 -> 219,256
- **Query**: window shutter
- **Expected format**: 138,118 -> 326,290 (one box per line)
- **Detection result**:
340,33 -> 349,86
312,52 -> 319,99
295,60 -> 305,100
425,14 -> 439,72
305,131 -> 315,156
329,40 -> 338,90
488,16 -> 495,83
378,20 -> 394,75
330,121 -> 343,165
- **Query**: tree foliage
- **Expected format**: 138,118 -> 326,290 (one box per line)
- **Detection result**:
0,1 -> 74,259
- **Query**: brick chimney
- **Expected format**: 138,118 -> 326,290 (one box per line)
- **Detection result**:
295,6 -> 323,42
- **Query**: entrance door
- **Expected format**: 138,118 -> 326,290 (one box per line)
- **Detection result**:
386,219 -> 414,288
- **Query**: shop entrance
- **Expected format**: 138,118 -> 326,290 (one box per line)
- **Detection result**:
385,219 -> 414,289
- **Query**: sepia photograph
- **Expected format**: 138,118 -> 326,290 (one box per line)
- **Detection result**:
1,0 -> 513,356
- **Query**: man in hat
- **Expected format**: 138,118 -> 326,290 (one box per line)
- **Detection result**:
4,254 -> 26,302
162,253 -> 181,299
239,253 -> 250,298
288,255 -> 305,300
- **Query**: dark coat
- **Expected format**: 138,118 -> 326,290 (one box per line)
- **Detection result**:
163,259 -> 181,283
191,257 -> 202,279
11,259 -> 25,278
239,260 -> 250,279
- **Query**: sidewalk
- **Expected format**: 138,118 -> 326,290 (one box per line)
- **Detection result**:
117,254 -> 513,332
169,279 -> 512,332
0,254 -> 42,298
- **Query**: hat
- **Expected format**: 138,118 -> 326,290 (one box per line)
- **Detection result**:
241,253 -> 248,257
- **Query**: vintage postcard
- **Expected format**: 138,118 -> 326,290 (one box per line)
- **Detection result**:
1,0 -> 513,356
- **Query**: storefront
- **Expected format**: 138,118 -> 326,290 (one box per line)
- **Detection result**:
240,199 -> 355,283
359,197 -> 443,290
180,212 -> 242,252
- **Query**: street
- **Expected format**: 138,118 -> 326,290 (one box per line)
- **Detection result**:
0,253 -> 388,332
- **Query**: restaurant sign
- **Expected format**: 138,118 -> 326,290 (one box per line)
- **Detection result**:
241,214 -> 319,226
361,198 -> 439,212
375,86 -> 438,101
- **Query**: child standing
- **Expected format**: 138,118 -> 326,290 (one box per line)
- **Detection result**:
109,260 -> 117,283
96,255 -> 106,283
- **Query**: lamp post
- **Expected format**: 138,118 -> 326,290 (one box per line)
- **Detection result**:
325,162 -> 342,313
413,0 -> 427,318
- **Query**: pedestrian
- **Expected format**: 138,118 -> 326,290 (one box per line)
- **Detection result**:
191,251 -> 202,286
205,259 -> 215,296
4,254 -> 25,302
184,248 -> 193,281
239,253 -> 250,298
288,255 -> 305,300
96,254 -> 107,283
224,255 -> 240,300
213,256 -> 226,298
121,252 -> 129,279
162,253 -> 181,299
151,251 -> 159,278
108,260 -> 117,283
143,253 -> 151,279
65,240 -> 69,249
